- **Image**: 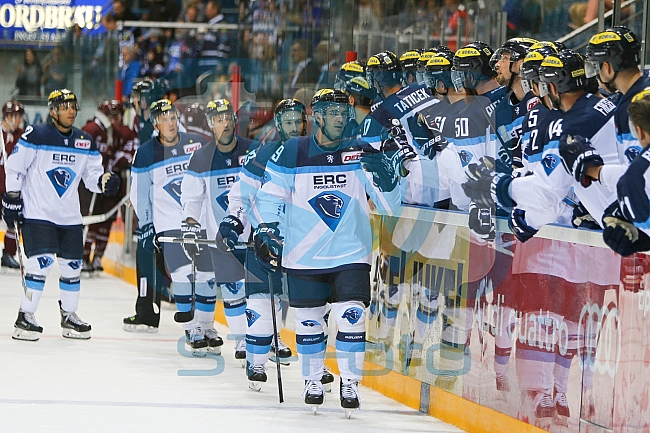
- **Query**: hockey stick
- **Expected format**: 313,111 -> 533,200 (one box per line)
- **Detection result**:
81,195 -> 130,226
82,192 -> 97,245
269,272 -> 284,403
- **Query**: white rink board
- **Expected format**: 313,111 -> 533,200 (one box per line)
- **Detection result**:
0,264 -> 464,433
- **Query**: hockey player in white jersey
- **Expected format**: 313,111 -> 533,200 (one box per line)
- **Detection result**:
559,27 -> 650,192
129,99 -> 212,353
3,89 -> 120,341
253,89 -> 402,415
181,98 -> 258,361
218,98 -> 305,389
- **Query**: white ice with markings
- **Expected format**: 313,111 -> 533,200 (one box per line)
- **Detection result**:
0,264 -> 465,433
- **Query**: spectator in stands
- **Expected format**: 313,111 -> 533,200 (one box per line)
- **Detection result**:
140,29 -> 166,77
118,45 -> 141,102
288,39 -> 319,94
42,46 -> 68,95
111,0 -> 141,39
199,0 -> 232,59
15,48 -> 42,97
314,40 -> 338,91
143,0 -> 180,22
569,0 -> 629,28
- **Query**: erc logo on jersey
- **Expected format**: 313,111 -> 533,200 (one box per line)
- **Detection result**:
308,190 -> 350,231
625,146 -> 642,163
216,190 -> 230,211
163,177 -> 183,206
47,166 -> 76,197
542,154 -> 559,176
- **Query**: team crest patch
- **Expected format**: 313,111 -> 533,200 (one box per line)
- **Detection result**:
37,256 -> 54,269
308,191 -> 349,231
342,307 -> 363,325
458,150 -> 474,167
67,260 -> 82,270
246,309 -> 260,327
163,177 -> 183,205
542,154 -> 559,176
625,146 -> 642,163
47,166 -> 76,197
216,190 -> 230,211
301,320 -> 321,327
74,139 -> 91,149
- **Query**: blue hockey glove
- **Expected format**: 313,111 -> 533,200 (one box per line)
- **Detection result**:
380,118 -> 417,177
217,215 -> 244,252
462,172 -> 514,210
468,202 -> 495,241
602,201 -> 650,256
136,222 -> 157,253
572,202 -> 601,230
98,172 -> 120,196
417,115 -> 448,160
253,222 -> 283,272
509,208 -> 538,243
2,192 -> 24,227
559,134 -> 603,188
360,148 -> 399,192
181,219 -> 202,259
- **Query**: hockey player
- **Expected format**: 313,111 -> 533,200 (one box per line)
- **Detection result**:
399,49 -> 424,85
0,100 -> 24,270
342,77 -> 377,139
333,60 -> 366,91
218,98 -> 306,389
253,89 -> 402,414
3,89 -> 120,341
129,99 -> 211,349
415,48 -> 440,86
559,27 -> 649,192
181,103 -> 212,142
181,98 -> 257,359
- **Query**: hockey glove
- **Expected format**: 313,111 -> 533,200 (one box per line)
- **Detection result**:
558,134 -> 604,188
136,222 -> 157,253
2,192 -> 24,227
360,148 -> 399,193
253,222 -> 283,273
572,202 -> 601,230
217,215 -> 244,252
468,202 -> 495,241
617,153 -> 650,223
417,115 -> 448,159
602,201 -> 650,256
181,219 -> 202,259
381,119 -> 417,177
98,172 -> 121,196
508,208 -> 538,243
462,173 -> 515,210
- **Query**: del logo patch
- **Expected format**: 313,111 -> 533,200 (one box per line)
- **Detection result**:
341,151 -> 361,164
183,142 -> 201,154
74,139 -> 91,149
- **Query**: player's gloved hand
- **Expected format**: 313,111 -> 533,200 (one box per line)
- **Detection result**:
380,118 -> 417,177
602,201 -> 650,256
2,191 -> 24,227
559,134 -> 604,188
617,154 -> 650,223
462,172 -> 515,210
572,202 -> 601,230
468,202 -> 495,241
98,172 -> 120,196
181,219 -> 202,259
253,222 -> 283,273
136,222 -> 156,253
509,208 -> 538,243
216,215 -> 244,252
360,147 -> 399,192
417,114 -> 448,159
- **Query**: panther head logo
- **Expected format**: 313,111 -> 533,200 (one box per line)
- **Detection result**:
315,193 -> 344,219
342,307 -> 363,325
625,146 -> 641,163
52,168 -> 71,188
458,150 -> 473,166
542,155 -> 557,170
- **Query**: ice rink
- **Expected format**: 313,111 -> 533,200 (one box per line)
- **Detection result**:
0,264 -> 465,433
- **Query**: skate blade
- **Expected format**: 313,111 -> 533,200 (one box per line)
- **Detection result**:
1,267 -> 21,275
12,328 -> 40,341
248,380 -> 262,391
323,382 -> 332,393
80,271 -> 95,279
554,414 -> 569,427
188,346 -> 208,357
269,355 -> 290,366
123,324 -> 158,333
206,346 -> 222,355
62,329 -> 91,339
309,405 -> 322,415
344,408 -> 357,419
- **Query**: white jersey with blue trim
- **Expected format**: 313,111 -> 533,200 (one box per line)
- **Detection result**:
257,135 -> 401,273
181,136 -> 256,239
5,123 -> 104,227
130,132 -> 205,233
510,93 -> 619,229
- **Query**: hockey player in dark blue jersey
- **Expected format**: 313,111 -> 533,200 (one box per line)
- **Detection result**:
342,77 -> 377,139
253,89 -> 402,416
3,89 -> 120,341
216,99 -> 304,388
129,99 -> 210,352
333,60 -> 366,91
400,49 -> 424,86
560,27 -> 650,192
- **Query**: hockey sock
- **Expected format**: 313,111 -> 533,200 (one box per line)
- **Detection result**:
21,254 -> 55,313
195,271 -> 216,321
59,258 -> 82,312
4,230 -> 17,256
245,294 -> 274,366
494,306 -> 516,377
222,280 -> 247,340
554,320 -> 580,394
93,223 -> 112,258
332,301 -> 366,381
294,306 -> 327,380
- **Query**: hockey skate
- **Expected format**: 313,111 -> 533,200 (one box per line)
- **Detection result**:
203,327 -> 223,355
185,327 -> 208,356
92,256 -> 104,272
59,301 -> 91,339
553,389 -> 570,426
246,362 -> 267,391
80,260 -> 94,278
340,378 -> 361,419
321,367 -> 334,392
1,249 -> 20,272
495,373 -> 510,392
234,339 -> 246,367
270,335 -> 292,366
532,391 -> 556,420
302,379 -> 325,414
123,315 -> 158,333
12,310 -> 43,341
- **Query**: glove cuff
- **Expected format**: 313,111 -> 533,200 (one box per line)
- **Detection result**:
221,215 -> 244,235
492,174 -> 515,209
